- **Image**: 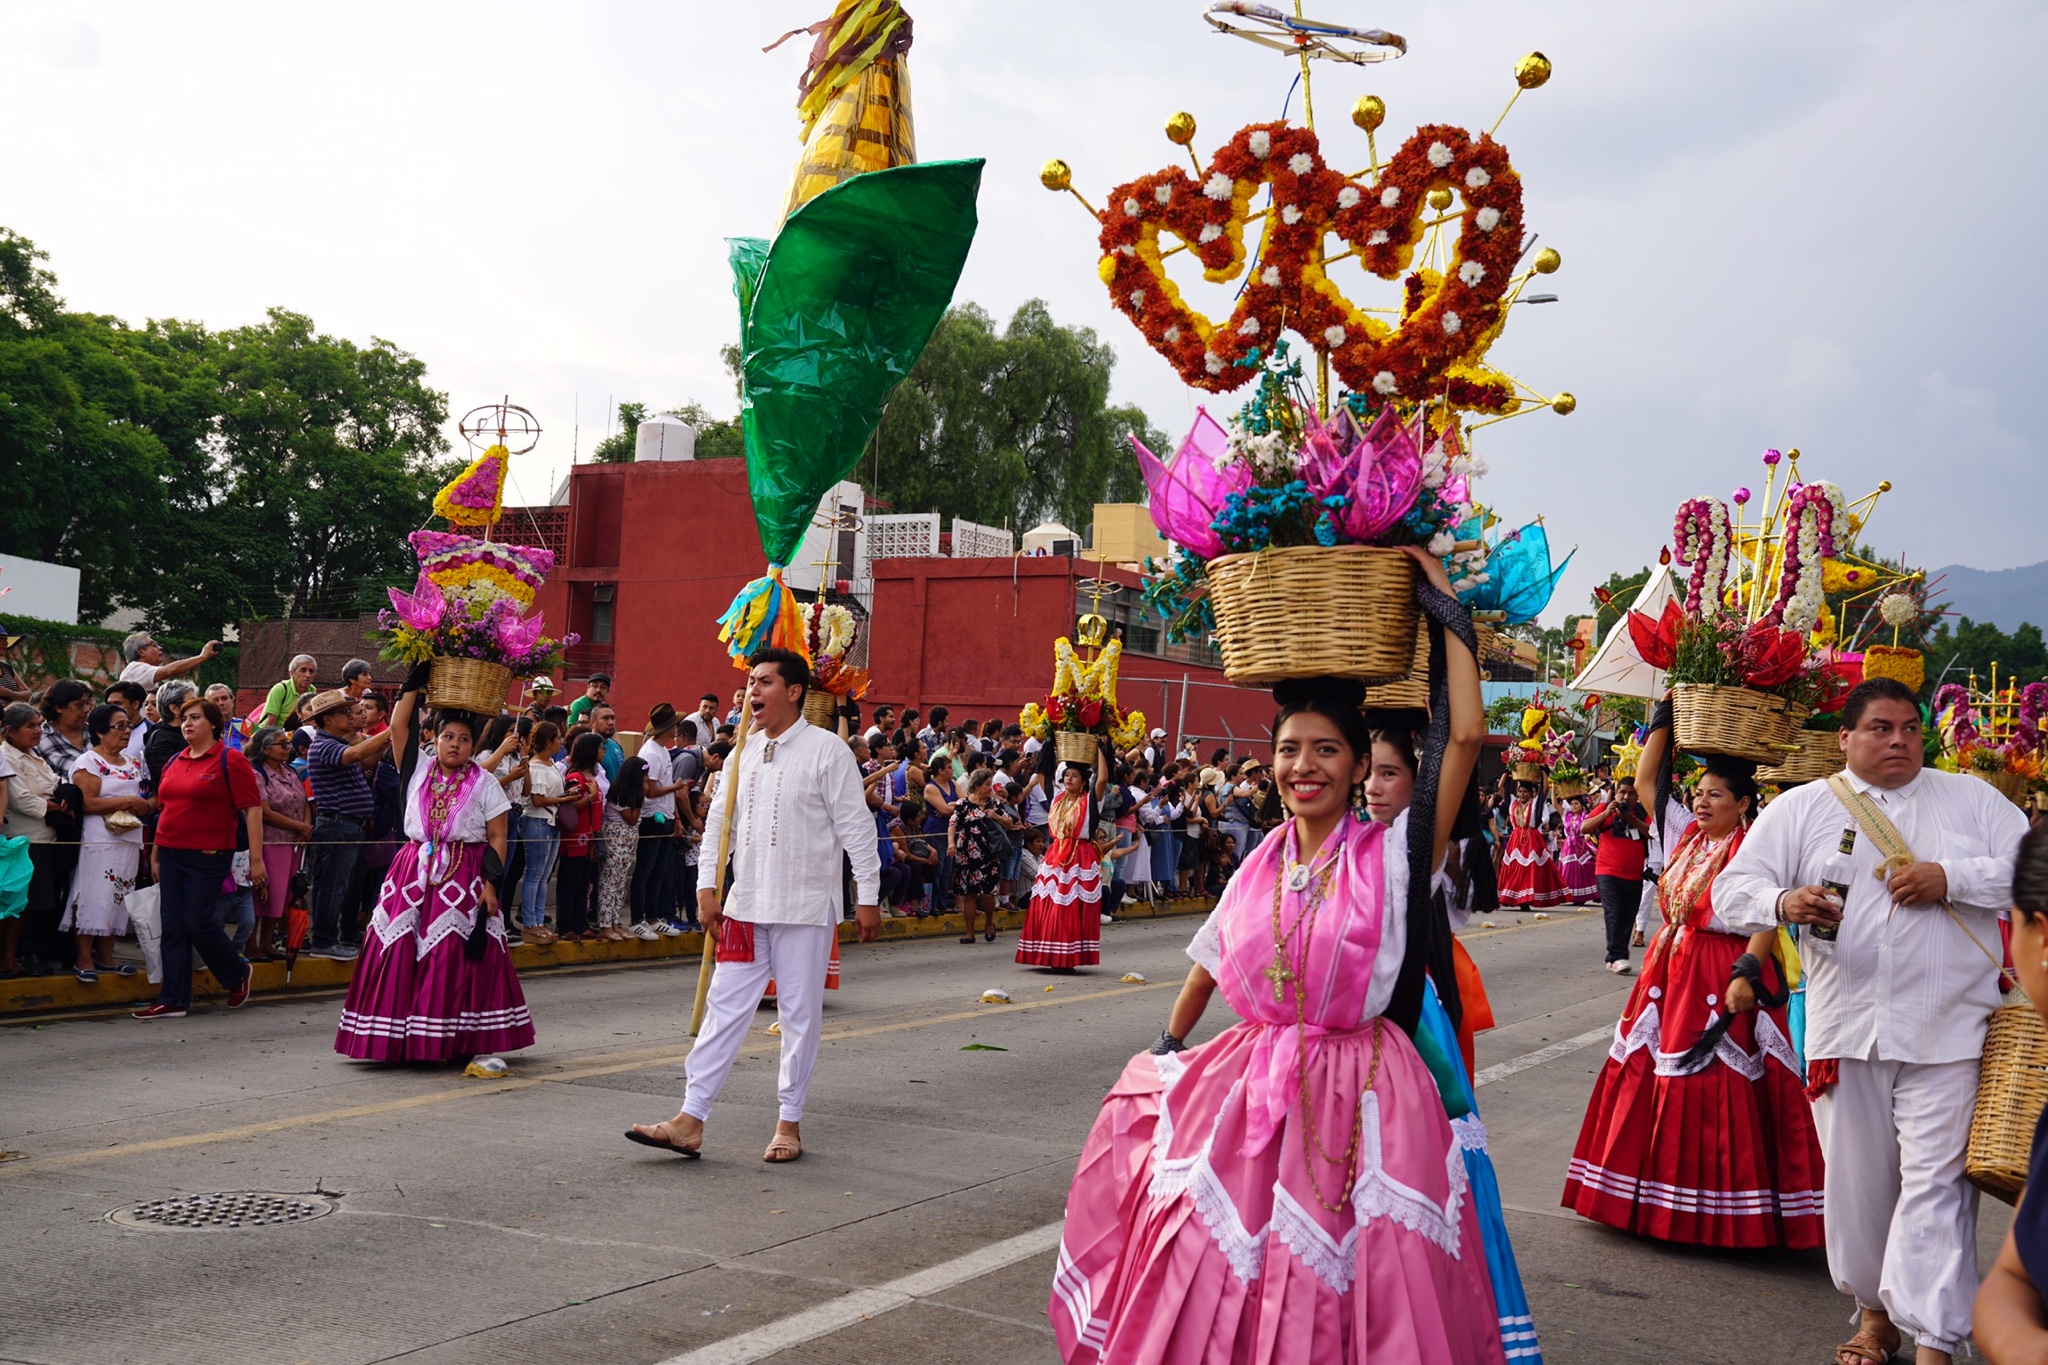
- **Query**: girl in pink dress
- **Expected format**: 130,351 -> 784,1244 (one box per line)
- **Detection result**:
336,676 -> 535,1063
1052,552 -> 1510,1365
1556,798 -> 1597,904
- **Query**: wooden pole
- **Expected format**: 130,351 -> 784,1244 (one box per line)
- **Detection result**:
688,702 -> 753,1036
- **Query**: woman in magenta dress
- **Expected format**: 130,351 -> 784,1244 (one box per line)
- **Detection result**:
1495,782 -> 1566,909
1017,747 -> 1108,970
1556,797 -> 1597,904
1561,703 -> 1823,1248
336,673 -> 535,1062
1052,551 -> 1509,1365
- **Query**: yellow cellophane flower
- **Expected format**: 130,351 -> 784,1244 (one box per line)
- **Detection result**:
1110,709 -> 1147,751
1018,702 -> 1050,741
428,561 -> 538,609
1862,644 -> 1925,694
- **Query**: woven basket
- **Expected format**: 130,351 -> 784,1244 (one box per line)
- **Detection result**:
1054,731 -> 1100,766
1206,545 -> 1419,686
802,689 -> 841,731
1363,620 -> 1431,710
1967,1000 -> 2048,1204
1971,769 -> 2033,808
428,656 -> 513,717
1758,730 -> 1846,786
1671,684 -> 1795,764
1509,761 -> 1543,783
1550,778 -> 1587,801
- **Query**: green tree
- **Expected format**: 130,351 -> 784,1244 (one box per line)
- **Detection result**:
590,398 -> 744,463
591,401 -> 647,463
867,300 -> 1161,533
1921,617 -> 2048,693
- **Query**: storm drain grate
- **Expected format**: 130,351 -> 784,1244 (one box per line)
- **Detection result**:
110,1191 -> 337,1230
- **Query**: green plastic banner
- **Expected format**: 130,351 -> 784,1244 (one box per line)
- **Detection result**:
727,158 -> 984,567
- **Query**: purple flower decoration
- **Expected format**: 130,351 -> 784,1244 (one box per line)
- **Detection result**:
1320,408 -> 1424,544
1762,448 -> 1782,466
1133,407 -> 1250,560
1733,486 -> 1751,505
494,605 -> 546,659
387,573 -> 446,632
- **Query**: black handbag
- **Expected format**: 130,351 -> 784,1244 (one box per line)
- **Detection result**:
45,781 -> 84,842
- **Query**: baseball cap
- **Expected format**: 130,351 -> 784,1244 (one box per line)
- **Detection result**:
1150,728 -> 1166,739
588,672 -> 613,686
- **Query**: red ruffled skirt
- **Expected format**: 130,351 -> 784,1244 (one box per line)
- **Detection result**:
1018,837 -> 1102,968
1561,923 -> 1823,1247
1496,829 -> 1567,908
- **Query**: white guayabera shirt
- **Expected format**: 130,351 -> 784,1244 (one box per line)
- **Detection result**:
1714,767 -> 2028,1066
701,717 -> 881,929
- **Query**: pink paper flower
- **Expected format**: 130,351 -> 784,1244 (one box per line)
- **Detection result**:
387,573 -> 446,632
1133,407 -> 1251,559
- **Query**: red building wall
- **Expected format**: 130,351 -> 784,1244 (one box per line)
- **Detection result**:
533,460 -> 1277,761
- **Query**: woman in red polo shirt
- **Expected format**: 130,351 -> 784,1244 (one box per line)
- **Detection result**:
133,697 -> 265,1021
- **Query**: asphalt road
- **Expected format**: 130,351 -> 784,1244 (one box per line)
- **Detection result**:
0,907 -> 2011,1364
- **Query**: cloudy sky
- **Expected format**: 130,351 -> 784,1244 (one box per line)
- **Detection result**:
5,1 -> 2042,621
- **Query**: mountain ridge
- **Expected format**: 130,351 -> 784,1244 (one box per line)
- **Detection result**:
1929,560 -> 2048,633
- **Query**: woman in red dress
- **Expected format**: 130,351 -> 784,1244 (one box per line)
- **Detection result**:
1016,747 -> 1107,969
1561,704 -> 1824,1248
1495,781 -> 1567,908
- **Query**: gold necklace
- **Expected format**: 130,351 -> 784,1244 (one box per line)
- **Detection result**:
1266,818 -> 1342,1002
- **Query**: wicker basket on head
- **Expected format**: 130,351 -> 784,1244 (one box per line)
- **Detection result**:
1971,769 -> 2034,808
1550,778 -> 1587,801
428,656 -> 514,717
1363,620 -> 1432,710
1967,998 -> 2048,1204
802,688 -> 841,731
1671,683 -> 1796,765
1206,545 -> 1420,687
1758,729 -> 1847,786
1054,731 -> 1100,766
1509,760 -> 1543,784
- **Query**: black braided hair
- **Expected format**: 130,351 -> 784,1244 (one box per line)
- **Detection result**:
1384,582 -> 1479,1039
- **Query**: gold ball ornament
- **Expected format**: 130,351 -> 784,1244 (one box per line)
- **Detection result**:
1550,392 -> 1577,415
1351,94 -> 1386,133
1515,52 -> 1553,90
1877,480 -> 1893,492
1427,187 -> 1454,211
1533,247 -> 1562,274
1165,111 -> 1198,146
1040,159 -> 1073,192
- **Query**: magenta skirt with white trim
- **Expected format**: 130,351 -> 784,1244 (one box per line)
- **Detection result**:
335,841 -> 535,1062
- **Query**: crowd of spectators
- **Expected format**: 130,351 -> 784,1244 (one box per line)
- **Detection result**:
0,630 -> 1282,986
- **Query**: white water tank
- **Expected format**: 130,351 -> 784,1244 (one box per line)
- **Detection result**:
635,415 -> 697,462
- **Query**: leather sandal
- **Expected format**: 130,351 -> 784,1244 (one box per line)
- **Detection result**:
1834,1321 -> 1900,1365
763,1133 -> 803,1163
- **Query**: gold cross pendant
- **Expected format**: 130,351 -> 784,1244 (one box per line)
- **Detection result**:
1265,957 -> 1293,1002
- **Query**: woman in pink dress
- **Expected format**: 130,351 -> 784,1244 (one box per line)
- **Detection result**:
1495,783 -> 1567,909
336,672 -> 535,1062
1052,551 -> 1508,1364
1556,797 -> 1597,904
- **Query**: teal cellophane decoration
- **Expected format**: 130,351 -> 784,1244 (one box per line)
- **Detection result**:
729,158 -> 984,569
1458,519 -> 1574,625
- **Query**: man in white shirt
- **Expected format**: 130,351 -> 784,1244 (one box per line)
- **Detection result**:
117,632 -> 217,689
686,693 -> 719,748
1715,679 -> 2027,1365
629,649 -> 880,1164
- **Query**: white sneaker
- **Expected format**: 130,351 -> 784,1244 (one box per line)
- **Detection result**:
631,923 -> 660,941
1607,959 -> 1632,974
657,921 -> 684,937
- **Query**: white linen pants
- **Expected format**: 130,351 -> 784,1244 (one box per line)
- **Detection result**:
682,920 -> 835,1125
1809,1055 -> 1980,1354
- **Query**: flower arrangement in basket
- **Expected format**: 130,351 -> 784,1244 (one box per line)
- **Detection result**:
1135,345 -> 1487,685
1933,681 -> 2046,807
1628,489 -> 1843,765
377,443 -> 577,715
1507,692 -> 1575,785
1018,637 -> 1146,767
799,601 -> 870,729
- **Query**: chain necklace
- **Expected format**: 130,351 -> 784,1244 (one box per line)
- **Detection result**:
1265,816 -> 1345,1002
1264,814 -> 1372,1212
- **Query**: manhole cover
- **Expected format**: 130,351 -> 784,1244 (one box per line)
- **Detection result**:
109,1191 -> 337,1230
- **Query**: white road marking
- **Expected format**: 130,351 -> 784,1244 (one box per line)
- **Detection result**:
1473,1026 -> 1612,1088
654,1220 -> 1065,1365
668,1026 -> 1615,1362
